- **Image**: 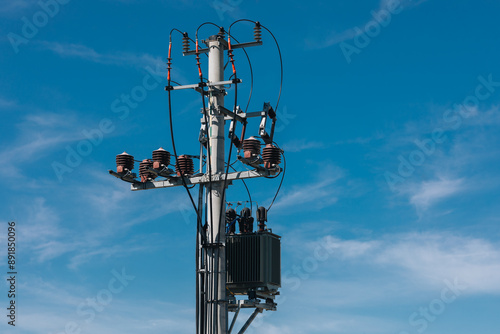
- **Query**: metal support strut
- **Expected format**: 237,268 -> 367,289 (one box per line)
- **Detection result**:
237,308 -> 262,334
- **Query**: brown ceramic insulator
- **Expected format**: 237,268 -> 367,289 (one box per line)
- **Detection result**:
254,22 -> 262,42
139,159 -> 156,182
262,144 -> 281,168
152,147 -> 171,167
175,155 -> 194,176
116,152 -> 134,173
182,34 -> 190,53
242,137 -> 261,159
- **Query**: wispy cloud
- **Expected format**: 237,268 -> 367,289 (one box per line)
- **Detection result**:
408,178 -> 465,211
39,41 -> 162,69
310,0 -> 430,49
375,233 -> 500,294
272,164 -> 344,211
0,96 -> 18,109
254,231 -> 500,333
283,231 -> 500,314
14,279 -> 195,334
0,111 -> 83,179
282,139 -> 326,152
379,104 -> 500,211
0,0 -> 38,15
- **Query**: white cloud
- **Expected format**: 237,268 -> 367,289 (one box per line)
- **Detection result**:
39,41 -> 163,69
11,285 -> 195,334
313,232 -> 500,295
0,97 -> 18,109
0,0 -> 38,15
374,233 -> 500,296
260,231 -> 500,333
312,0 -> 430,49
408,177 -> 464,211
67,243 -> 151,270
281,139 -> 325,152
0,112 -> 82,179
380,104 -> 500,211
272,165 -> 343,211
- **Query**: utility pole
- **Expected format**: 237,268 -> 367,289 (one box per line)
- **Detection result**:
206,34 -> 228,334
110,22 -> 283,334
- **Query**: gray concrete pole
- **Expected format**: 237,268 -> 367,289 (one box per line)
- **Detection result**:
207,34 -> 227,334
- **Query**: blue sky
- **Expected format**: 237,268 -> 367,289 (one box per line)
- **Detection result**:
1,0 -> 500,333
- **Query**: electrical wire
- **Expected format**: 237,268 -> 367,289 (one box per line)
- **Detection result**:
169,28 -> 208,334
196,23 -> 254,113
196,22 -> 222,40
168,29 -> 207,243
266,144 -> 286,212
222,28 -> 254,113
217,24 -> 240,253
229,19 -> 283,111
229,164 -> 253,212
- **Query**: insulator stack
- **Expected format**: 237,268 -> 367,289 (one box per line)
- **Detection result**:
176,155 -> 194,176
242,137 -> 261,159
262,144 -> 281,168
218,26 -> 225,38
139,159 -> 156,182
238,208 -> 254,233
116,152 -> 134,173
226,208 -> 237,234
256,206 -> 267,232
152,147 -> 171,169
182,33 -> 190,53
254,22 -> 262,42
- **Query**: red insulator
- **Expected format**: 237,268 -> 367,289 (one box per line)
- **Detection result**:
139,159 -> 156,182
262,144 -> 281,168
152,147 -> 171,169
242,137 -> 261,159
116,152 -> 134,173
175,155 -> 194,176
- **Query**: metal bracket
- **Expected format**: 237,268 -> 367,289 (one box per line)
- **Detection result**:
146,166 -> 175,178
259,102 -> 273,144
183,41 -> 263,55
199,122 -> 208,144
130,169 -> 277,191
228,298 -> 277,312
169,79 -> 241,91
108,170 -> 138,183
237,156 -> 265,169
219,105 -> 245,123
202,242 -> 224,249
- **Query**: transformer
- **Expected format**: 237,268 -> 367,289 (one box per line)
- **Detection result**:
226,232 -> 281,295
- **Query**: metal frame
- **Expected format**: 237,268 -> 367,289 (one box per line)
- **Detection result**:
125,169 -> 277,191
